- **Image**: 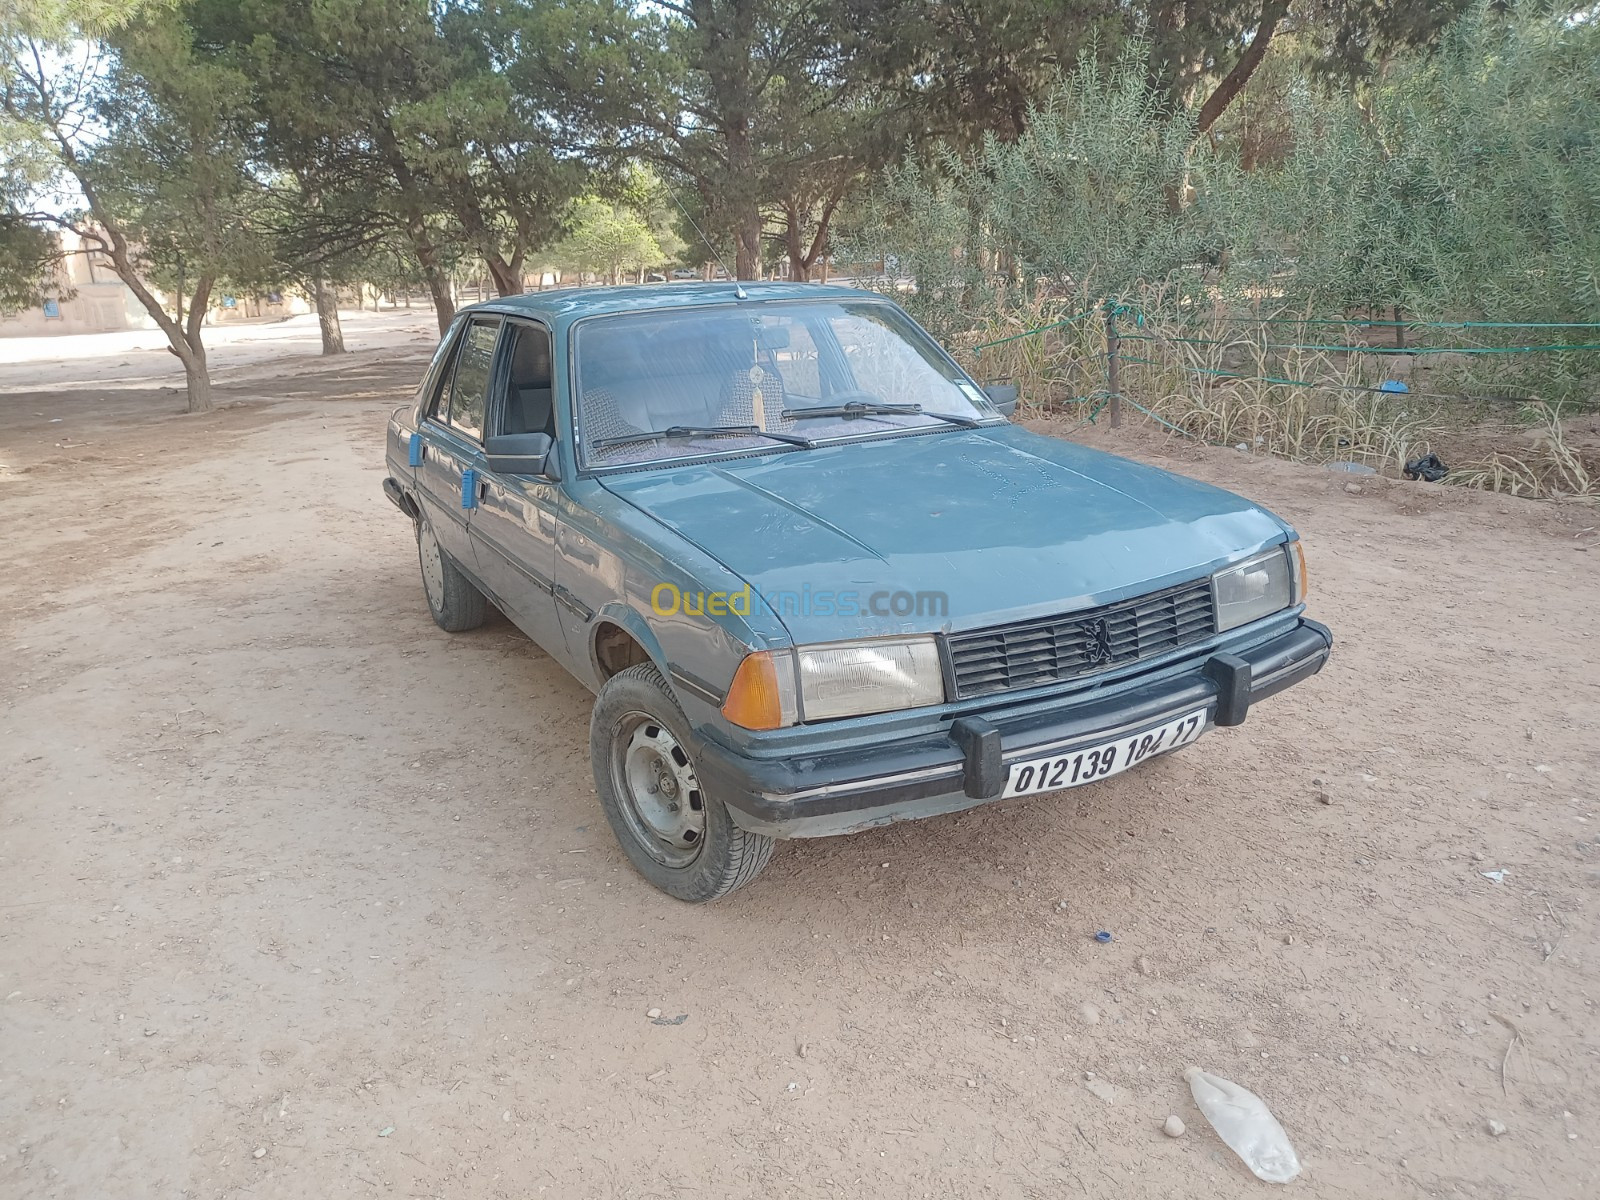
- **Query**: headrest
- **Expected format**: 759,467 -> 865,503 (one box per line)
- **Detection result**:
509,328 -> 550,386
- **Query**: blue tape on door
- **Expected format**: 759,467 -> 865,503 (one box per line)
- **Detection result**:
461,468 -> 478,510
408,432 -> 423,467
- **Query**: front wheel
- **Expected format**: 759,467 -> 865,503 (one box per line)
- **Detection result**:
591,663 -> 775,901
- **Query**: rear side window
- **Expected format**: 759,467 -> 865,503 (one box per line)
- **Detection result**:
421,320 -> 463,419
444,317 -> 500,441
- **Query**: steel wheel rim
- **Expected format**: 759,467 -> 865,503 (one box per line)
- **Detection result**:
419,527 -> 446,611
610,710 -> 705,869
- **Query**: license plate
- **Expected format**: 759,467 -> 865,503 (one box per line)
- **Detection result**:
1001,709 -> 1208,799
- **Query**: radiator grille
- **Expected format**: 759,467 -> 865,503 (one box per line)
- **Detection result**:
946,579 -> 1215,699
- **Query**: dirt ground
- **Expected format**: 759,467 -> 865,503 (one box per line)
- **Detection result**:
2,311 -> 1597,1200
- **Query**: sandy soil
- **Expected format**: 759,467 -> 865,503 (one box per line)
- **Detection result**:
0,307 -> 442,392
1,320 -> 1597,1200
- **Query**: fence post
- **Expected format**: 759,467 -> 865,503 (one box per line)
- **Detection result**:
1105,301 -> 1122,428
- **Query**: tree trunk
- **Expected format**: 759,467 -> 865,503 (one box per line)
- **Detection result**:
176,275 -> 215,414
486,255 -> 523,297
180,347 -> 213,413
1194,1 -> 1291,135
404,216 -> 455,335
784,204 -> 809,283
421,267 -> 453,334
727,112 -> 761,279
312,274 -> 345,355
733,206 -> 761,281
783,192 -> 844,285
97,232 -> 215,413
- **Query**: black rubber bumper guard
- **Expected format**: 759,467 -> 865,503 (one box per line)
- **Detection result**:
695,618 -> 1333,830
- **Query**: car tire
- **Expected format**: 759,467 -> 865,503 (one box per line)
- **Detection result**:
416,517 -> 486,633
591,663 -> 775,902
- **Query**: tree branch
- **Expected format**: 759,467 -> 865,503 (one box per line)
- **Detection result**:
1195,1 -> 1292,135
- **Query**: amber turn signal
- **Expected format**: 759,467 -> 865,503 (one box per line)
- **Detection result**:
1290,540 -> 1309,604
721,651 -> 796,730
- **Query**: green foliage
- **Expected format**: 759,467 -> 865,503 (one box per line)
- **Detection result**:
0,214 -> 55,311
0,107 -> 59,310
867,3 -> 1600,339
93,14 -> 277,298
553,197 -> 667,283
854,46 -> 1242,337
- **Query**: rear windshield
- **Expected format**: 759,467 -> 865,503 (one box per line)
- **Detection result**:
573,300 -> 999,468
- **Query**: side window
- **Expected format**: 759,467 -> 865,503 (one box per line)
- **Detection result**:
424,323 -> 465,422
496,321 -> 556,438
445,317 -> 499,441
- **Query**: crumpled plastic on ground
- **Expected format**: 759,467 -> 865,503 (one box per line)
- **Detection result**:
1404,453 -> 1449,482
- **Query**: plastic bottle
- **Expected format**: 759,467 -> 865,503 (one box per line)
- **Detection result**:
1183,1066 -> 1302,1183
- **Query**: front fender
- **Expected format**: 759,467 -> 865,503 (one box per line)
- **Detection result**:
587,601 -> 669,679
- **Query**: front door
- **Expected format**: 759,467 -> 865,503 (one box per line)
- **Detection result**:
469,319 -> 567,656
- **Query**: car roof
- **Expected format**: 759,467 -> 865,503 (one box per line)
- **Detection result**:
460,280 -> 888,324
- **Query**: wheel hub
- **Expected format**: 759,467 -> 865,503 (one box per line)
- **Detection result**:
615,716 -> 705,868
419,528 -> 445,610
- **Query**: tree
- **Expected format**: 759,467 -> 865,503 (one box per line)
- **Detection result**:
580,1 -> 903,281
860,1 -> 1123,145
0,111 -> 58,310
554,197 -> 666,284
185,0 -> 594,335
2,3 -> 266,412
1143,0 -> 1474,135
185,0 -> 463,334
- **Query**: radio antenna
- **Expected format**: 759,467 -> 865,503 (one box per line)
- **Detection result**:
663,177 -> 746,299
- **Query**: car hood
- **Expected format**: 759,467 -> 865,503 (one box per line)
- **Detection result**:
599,426 -> 1289,644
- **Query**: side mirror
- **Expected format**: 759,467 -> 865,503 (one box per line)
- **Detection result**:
486,431 -> 556,478
982,383 -> 1019,417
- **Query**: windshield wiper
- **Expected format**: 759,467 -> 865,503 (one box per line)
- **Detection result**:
594,423 -> 813,451
780,401 -> 981,429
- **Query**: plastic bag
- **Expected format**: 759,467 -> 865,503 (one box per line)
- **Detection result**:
1404,453 -> 1448,482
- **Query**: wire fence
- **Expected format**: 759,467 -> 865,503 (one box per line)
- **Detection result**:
965,299 -> 1600,498
971,301 -> 1600,425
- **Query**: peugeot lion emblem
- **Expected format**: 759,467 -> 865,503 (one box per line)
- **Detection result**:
1081,618 -> 1115,665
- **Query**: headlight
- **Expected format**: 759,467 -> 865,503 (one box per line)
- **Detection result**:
721,637 -> 944,729
1213,546 -> 1295,633
796,637 -> 944,721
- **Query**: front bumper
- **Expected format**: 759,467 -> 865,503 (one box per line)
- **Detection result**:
694,618 -> 1332,838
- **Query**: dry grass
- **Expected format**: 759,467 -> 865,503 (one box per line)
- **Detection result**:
956,293 -> 1108,417
964,294 -> 1600,501
1448,403 -> 1599,501
1117,301 -> 1437,471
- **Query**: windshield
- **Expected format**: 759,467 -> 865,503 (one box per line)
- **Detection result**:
573,300 -> 999,468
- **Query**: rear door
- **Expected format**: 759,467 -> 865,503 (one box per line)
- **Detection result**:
417,315 -> 501,570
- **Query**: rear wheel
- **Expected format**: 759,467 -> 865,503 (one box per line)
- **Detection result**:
416,518 -> 485,632
591,663 -> 774,901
